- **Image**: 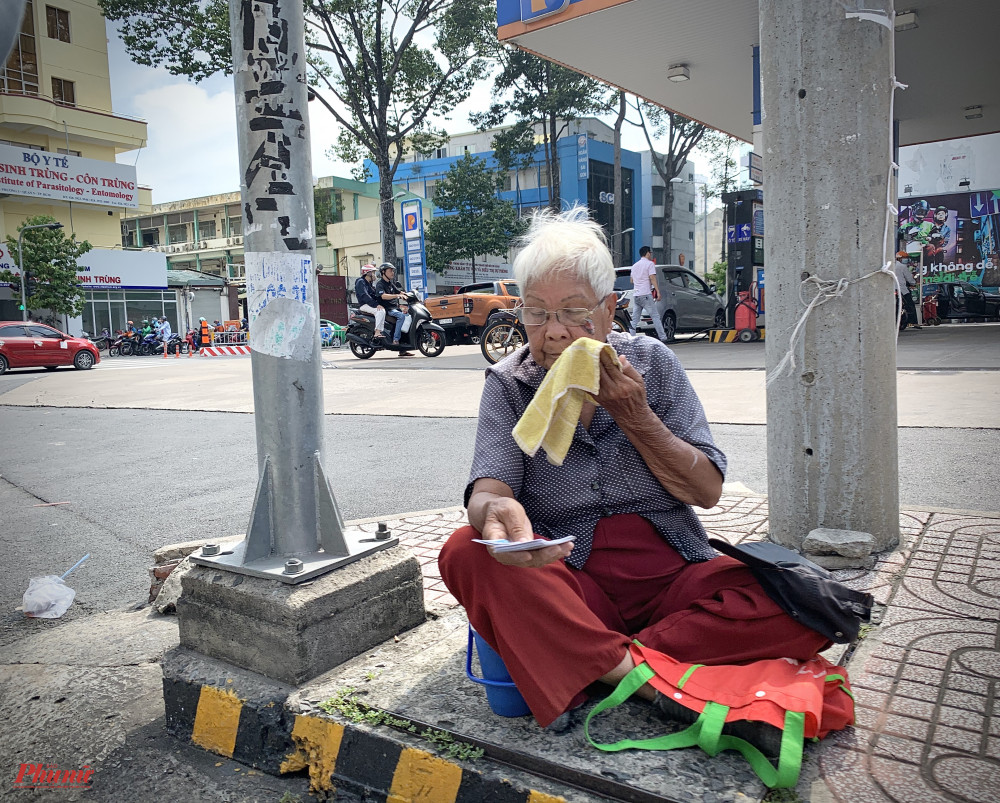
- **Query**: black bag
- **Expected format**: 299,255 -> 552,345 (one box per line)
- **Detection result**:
708,538 -> 874,644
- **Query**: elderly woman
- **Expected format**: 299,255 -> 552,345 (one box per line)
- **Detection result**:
439,208 -> 829,730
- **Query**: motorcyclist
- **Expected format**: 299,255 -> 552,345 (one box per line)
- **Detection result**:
125,320 -> 136,335
375,263 -> 412,354
140,319 -> 153,336
354,265 -> 387,339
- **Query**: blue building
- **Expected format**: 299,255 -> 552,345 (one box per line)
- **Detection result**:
365,118 -> 645,273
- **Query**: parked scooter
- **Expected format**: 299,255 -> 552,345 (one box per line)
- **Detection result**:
346,290 -> 446,359
151,333 -> 186,354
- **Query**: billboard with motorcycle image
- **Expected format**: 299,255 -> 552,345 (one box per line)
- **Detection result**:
898,190 -> 1000,291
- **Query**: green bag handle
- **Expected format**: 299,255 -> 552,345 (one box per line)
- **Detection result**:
584,660 -> 805,789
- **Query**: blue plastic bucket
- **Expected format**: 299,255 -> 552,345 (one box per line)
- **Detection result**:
465,625 -> 531,717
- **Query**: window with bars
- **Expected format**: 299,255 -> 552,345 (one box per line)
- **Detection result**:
51,76 -> 75,106
2,0 -> 39,94
45,6 -> 70,42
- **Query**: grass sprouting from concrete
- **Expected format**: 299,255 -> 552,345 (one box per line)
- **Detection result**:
319,687 -> 485,762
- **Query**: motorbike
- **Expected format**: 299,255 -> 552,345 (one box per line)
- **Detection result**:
480,297 -> 632,365
346,291 -> 446,359
151,333 -> 186,354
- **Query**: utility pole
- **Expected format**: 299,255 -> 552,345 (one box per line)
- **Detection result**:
191,0 -> 396,582
760,0 -> 898,552
171,0 -> 424,691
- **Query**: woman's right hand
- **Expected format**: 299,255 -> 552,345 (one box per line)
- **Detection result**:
480,497 -> 573,568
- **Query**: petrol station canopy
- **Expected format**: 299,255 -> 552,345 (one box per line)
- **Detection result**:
496,0 -> 998,148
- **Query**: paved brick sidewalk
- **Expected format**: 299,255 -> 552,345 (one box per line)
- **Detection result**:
361,495 -> 1000,802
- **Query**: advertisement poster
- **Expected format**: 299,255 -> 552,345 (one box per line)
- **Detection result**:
897,189 -> 999,290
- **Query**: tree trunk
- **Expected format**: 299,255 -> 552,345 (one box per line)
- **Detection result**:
378,160 -> 398,266
547,108 -> 561,212
471,253 -> 476,284
612,92 -> 626,267
663,181 -> 674,262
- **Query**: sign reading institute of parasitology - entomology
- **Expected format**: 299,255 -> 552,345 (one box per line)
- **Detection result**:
0,143 -> 139,209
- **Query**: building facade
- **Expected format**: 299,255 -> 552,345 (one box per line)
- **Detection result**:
1,0 -> 147,324
1,0 -> 146,246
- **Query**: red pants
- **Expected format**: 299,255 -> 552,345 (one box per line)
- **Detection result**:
439,514 -> 830,727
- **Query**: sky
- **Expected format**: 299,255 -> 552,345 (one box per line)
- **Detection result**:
104,22 -> 720,206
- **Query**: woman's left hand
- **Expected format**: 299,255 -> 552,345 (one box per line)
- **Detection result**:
595,354 -> 649,428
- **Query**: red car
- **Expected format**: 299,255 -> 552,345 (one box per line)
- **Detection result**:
0,321 -> 100,375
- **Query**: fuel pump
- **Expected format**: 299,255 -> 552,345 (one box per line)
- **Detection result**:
723,189 -> 765,341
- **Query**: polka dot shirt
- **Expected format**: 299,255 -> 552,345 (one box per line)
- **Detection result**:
465,331 -> 727,569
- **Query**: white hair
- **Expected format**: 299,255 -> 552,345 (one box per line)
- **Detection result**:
513,205 -> 614,299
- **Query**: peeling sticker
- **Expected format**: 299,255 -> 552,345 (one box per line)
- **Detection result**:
245,251 -> 312,326
249,297 -> 315,361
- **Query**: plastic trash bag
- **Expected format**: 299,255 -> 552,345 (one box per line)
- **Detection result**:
22,575 -> 76,619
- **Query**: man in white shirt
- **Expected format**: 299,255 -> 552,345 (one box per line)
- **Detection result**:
629,246 -> 668,340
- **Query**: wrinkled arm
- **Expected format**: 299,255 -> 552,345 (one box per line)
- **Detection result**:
595,354 -> 722,508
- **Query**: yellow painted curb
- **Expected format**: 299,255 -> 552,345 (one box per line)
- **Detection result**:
388,747 -> 463,803
192,685 -> 243,757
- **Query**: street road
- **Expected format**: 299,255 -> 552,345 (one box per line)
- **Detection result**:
1,325 -> 998,640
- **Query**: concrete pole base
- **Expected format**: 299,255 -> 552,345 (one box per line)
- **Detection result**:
177,546 -> 426,686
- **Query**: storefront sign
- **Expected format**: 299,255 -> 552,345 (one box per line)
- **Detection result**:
898,189 -> 1000,289
74,250 -> 167,289
0,143 -> 139,209
439,260 -> 514,287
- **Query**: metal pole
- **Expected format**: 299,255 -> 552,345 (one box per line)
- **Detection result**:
917,250 -> 924,326
192,0 -> 396,583
17,231 -> 27,323
702,183 -> 708,279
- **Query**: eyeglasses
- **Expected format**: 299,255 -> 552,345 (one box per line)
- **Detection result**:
516,296 -> 610,327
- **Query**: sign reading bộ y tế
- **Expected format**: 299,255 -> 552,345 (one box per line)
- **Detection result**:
0,143 -> 139,209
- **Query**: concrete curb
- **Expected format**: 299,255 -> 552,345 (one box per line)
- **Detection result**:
162,648 -> 574,802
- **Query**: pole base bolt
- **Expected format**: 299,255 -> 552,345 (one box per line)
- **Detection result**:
201,543 -> 221,556
375,522 -> 391,540
283,558 -> 305,575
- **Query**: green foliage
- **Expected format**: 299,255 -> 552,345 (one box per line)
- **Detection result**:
319,687 -> 483,762
313,187 -> 342,232
473,47 -> 608,211
277,793 -> 302,803
100,0 -> 495,264
706,260 -> 727,293
697,130 -> 752,203
424,154 -> 526,278
1,216 -> 91,317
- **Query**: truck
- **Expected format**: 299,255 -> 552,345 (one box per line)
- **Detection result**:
424,281 -> 521,343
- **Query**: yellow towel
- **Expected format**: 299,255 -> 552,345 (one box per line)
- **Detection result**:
512,337 -> 622,466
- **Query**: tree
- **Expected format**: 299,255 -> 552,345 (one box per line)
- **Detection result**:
99,0 -> 494,265
631,101 -> 708,261
313,186 -> 342,232
611,91 -> 627,268
1,215 -> 91,317
424,153 -> 525,284
698,130 -> 751,264
472,47 -> 607,213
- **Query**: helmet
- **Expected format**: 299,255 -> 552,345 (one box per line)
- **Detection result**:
935,205 -> 948,213
896,250 -> 910,260
199,317 -> 206,322
361,265 -> 376,275
910,200 -> 929,217
127,320 -> 133,325
379,262 -> 395,274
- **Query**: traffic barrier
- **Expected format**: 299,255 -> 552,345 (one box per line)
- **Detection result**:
200,345 -> 251,356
